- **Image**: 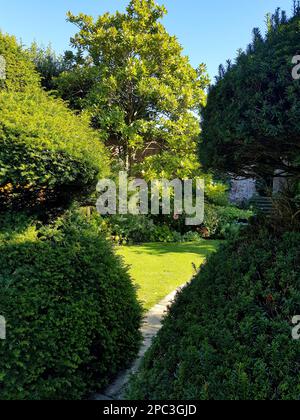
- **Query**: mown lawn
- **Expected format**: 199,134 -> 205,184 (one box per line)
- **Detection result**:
117,241 -> 222,310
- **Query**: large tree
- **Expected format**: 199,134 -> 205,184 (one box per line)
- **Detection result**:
200,5 -> 300,181
56,0 -> 209,178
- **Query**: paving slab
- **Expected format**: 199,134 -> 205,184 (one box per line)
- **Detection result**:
92,283 -> 187,401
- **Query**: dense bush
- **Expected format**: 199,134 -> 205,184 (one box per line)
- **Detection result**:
101,215 -> 156,245
99,203 -> 252,245
0,33 -> 109,212
200,8 -> 300,180
180,231 -> 202,243
100,214 -> 182,245
203,204 -> 253,238
0,90 -> 109,211
127,228 -> 300,400
0,33 -> 40,92
0,211 -> 142,400
268,181 -> 300,233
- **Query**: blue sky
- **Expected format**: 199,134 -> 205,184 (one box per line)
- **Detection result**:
0,0 -> 293,79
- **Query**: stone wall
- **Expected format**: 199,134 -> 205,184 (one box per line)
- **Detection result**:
229,177 -> 257,204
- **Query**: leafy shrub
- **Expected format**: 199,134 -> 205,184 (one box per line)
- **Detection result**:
203,204 -> 253,238
0,90 -> 109,211
150,200 -> 252,241
99,203 -> 251,244
268,182 -> 300,234
0,33 -> 40,92
219,222 -> 244,240
204,176 -> 229,207
0,211 -> 142,400
127,228 -> 300,400
0,33 -> 109,212
102,215 -> 157,245
151,225 -> 182,243
0,211 -> 35,241
101,215 -> 182,245
151,212 -> 187,236
182,231 -> 203,243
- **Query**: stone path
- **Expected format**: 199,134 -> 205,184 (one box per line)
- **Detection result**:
93,283 -> 187,401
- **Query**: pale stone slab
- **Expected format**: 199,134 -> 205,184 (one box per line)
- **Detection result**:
92,283 -> 187,400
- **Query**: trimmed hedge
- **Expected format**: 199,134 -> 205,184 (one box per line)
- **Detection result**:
200,10 -> 300,180
0,212 -> 142,400
127,228 -> 300,400
0,32 -> 40,92
0,90 -> 109,210
0,33 -> 109,211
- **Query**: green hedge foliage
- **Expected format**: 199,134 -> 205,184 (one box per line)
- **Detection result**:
100,215 -> 182,245
0,33 -> 109,211
200,10 -> 300,179
127,228 -> 300,400
0,33 -> 40,92
203,204 -> 253,238
0,211 -> 142,400
98,204 -> 252,245
0,90 -> 109,210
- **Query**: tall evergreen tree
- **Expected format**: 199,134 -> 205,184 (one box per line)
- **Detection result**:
200,8 -> 300,181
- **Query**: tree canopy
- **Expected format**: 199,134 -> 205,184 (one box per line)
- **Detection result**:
200,6 -> 300,181
29,43 -> 74,91
55,0 -> 209,178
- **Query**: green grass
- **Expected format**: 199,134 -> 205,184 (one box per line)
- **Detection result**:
117,241 -> 222,310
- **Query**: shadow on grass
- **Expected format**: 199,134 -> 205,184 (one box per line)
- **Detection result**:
121,241 -> 222,257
